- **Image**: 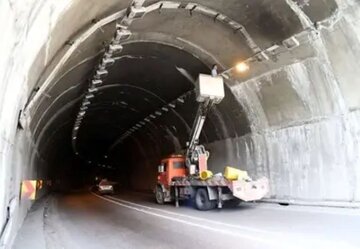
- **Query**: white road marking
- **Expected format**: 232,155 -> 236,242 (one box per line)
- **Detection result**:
92,192 -> 287,248
92,192 -> 358,249
104,195 -> 279,235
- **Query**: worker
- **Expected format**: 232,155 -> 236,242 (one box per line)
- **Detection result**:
211,64 -> 218,77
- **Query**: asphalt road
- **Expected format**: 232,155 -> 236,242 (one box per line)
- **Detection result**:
13,190 -> 360,249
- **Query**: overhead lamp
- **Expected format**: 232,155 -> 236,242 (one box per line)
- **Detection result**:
72,136 -> 77,140
127,5 -> 146,19
74,126 -> 80,130
108,43 -> 123,53
144,118 -> 150,122
235,62 -> 250,73
95,69 -> 108,78
177,98 -> 184,103
136,124 -> 141,128
85,93 -> 94,99
168,103 -> 176,108
82,99 -> 91,105
149,114 -> 156,119
92,79 -> 102,86
114,28 -> 132,41
155,111 -> 162,116
101,57 -> 115,67
79,111 -> 86,116
140,121 -> 146,125
161,107 -> 169,112
88,87 -> 98,93
80,106 -> 88,111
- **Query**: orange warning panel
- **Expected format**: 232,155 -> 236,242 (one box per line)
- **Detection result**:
21,180 -> 36,200
37,180 -> 43,190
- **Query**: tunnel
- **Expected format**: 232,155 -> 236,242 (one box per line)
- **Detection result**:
1,0 -> 360,248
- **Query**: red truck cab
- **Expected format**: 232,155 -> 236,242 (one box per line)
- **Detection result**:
156,155 -> 186,204
157,155 -> 186,187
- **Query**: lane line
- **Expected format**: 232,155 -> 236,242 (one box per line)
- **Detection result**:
92,192 -> 359,249
91,192 -> 289,248
105,195 -> 280,235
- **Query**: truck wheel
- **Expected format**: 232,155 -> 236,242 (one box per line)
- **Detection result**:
195,188 -> 216,210
155,185 -> 165,204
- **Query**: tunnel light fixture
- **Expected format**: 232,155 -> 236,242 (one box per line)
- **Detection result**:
136,124 -> 142,128
235,62 -> 250,73
177,98 -> 184,103
74,126 -> 80,130
79,111 -> 86,116
85,94 -> 94,99
255,51 -> 269,61
114,28 -> 132,41
155,111 -> 162,116
72,136 -> 77,140
101,57 -> 115,67
82,100 -> 91,106
108,43 -> 123,53
95,69 -> 108,78
88,87 -> 98,93
128,5 -> 146,19
92,79 -> 102,86
149,114 -> 156,119
140,121 -> 146,125
168,103 -> 176,108
80,106 -> 88,111
161,107 -> 169,112
144,118 -> 150,122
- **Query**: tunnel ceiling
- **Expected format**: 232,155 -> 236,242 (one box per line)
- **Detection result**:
26,0 -> 338,166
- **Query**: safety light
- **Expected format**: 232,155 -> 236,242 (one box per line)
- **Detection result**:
235,62 -> 249,73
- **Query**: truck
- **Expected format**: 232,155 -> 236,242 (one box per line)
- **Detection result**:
155,74 -> 269,210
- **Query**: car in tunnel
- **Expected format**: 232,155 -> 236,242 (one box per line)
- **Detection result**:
97,179 -> 115,195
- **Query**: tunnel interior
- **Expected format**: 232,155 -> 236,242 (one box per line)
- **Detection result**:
23,0 -> 360,198
35,39 -> 250,190
1,3 -> 360,240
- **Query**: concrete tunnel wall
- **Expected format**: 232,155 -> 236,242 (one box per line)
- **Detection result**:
117,1 -> 360,205
0,0 -> 360,247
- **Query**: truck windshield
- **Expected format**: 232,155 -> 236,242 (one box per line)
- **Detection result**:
173,161 -> 184,169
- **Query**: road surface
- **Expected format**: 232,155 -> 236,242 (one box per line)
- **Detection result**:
13,190 -> 360,249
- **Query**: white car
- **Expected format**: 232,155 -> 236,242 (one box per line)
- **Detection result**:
98,179 -> 114,195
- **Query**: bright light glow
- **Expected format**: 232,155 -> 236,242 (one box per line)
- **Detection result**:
235,62 -> 249,73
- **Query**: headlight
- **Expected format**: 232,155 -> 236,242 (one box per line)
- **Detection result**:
99,185 -> 113,190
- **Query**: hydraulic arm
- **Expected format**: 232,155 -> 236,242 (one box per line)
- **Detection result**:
185,74 -> 225,174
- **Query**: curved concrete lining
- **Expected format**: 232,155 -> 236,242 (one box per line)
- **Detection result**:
1,0 -> 360,247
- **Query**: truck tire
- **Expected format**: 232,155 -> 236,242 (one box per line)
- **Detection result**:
195,188 -> 216,210
155,185 -> 165,204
